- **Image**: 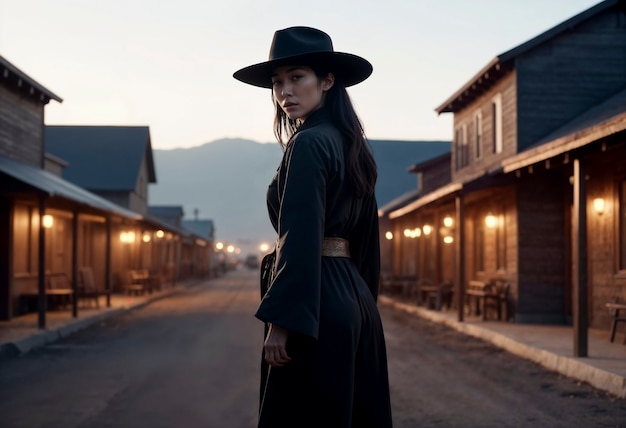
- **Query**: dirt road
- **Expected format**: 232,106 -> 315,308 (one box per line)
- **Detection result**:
0,268 -> 624,427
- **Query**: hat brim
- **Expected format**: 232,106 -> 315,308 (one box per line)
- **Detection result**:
233,51 -> 372,88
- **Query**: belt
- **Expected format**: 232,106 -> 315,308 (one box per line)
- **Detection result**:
322,237 -> 350,257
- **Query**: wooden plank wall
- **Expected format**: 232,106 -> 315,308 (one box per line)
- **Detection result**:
516,171 -> 568,323
0,86 -> 44,168
516,9 -> 626,150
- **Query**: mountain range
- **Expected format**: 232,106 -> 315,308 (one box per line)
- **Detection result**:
149,138 -> 450,255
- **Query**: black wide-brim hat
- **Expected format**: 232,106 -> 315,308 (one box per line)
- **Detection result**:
233,26 -> 372,88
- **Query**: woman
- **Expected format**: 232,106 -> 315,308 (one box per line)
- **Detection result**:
234,27 -> 393,428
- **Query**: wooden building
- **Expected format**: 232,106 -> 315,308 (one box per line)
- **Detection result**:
0,55 -> 213,327
380,0 -> 626,352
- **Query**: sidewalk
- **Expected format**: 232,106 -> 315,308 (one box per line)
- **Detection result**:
380,295 -> 626,399
0,281 -> 193,359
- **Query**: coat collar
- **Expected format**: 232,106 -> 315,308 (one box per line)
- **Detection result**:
298,107 -> 332,132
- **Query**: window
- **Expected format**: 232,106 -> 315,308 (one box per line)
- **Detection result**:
455,124 -> 469,170
475,111 -> 482,159
491,94 -> 503,154
461,124 -> 468,167
619,180 -> 626,271
455,128 -> 461,170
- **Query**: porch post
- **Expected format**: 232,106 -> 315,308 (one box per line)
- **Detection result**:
0,197 -> 12,320
105,217 -> 112,307
573,158 -> 588,357
71,210 -> 78,318
37,196 -> 46,329
455,193 -> 465,322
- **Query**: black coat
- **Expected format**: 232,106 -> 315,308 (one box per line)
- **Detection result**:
256,108 -> 392,428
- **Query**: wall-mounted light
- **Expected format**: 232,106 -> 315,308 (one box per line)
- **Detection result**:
385,231 -> 393,240
216,242 -> 224,250
403,228 -> 421,238
42,214 -> 54,229
227,245 -> 235,253
443,216 -> 454,228
155,229 -> 165,239
485,213 -> 497,228
422,224 -> 432,235
443,236 -> 454,244
593,198 -> 605,215
120,231 -> 136,243
142,233 -> 151,243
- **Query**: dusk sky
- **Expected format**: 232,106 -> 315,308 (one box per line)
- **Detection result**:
0,0 -> 601,149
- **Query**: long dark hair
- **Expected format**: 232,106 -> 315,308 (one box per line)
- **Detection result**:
272,69 -> 377,197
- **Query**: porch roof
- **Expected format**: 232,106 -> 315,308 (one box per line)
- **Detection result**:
144,214 -> 192,236
502,88 -> 626,173
181,219 -> 215,240
378,189 -> 421,217
0,155 -> 141,219
389,182 -> 462,220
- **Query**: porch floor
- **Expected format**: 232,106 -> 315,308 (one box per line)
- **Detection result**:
0,281 -> 189,357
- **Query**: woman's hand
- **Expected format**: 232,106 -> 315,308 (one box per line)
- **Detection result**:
264,323 -> 291,367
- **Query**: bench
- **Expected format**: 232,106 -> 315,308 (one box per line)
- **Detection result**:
380,275 -> 417,298
606,301 -> 626,344
20,272 -> 74,311
129,269 -> 162,294
466,280 -> 510,321
418,280 -> 453,311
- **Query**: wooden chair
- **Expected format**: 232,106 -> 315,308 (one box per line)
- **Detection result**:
46,272 -> 74,309
483,280 -> 510,321
465,280 -> 489,317
606,299 -> 626,343
78,267 -> 111,308
436,281 -> 454,311
124,270 -> 147,296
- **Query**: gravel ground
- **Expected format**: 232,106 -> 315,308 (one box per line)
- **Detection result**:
382,304 -> 626,427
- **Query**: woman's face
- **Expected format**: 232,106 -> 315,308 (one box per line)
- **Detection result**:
271,65 -> 334,121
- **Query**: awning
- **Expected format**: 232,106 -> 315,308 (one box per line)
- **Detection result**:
0,155 -> 141,219
389,182 -> 463,219
502,89 -> 626,174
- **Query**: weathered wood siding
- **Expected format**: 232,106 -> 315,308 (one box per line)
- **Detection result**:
452,72 -> 517,182
462,187 -> 518,312
0,85 -> 44,167
420,155 -> 451,194
516,8 -> 626,150
0,197 -> 12,319
516,172 -> 568,323
585,141 -> 626,328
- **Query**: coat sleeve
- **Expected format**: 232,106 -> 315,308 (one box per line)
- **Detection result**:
349,193 -> 381,301
255,133 -> 329,340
